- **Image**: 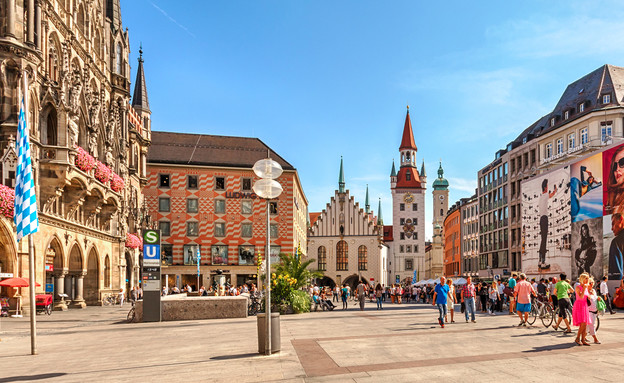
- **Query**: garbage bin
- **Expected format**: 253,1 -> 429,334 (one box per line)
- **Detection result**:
257,312 -> 280,354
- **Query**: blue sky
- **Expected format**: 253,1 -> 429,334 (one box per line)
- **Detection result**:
121,0 -> 624,240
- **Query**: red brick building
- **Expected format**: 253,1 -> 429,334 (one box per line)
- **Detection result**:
145,132 -> 308,289
444,204 -> 461,277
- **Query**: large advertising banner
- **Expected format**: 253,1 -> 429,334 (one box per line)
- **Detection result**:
604,214 -> 624,281
571,218 -> 603,281
602,142 -> 624,216
522,166 -> 571,277
570,153 -> 603,222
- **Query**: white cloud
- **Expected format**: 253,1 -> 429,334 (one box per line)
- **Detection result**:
448,177 -> 477,195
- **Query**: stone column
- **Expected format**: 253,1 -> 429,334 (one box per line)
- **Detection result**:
54,269 -> 68,311
72,272 -> 86,308
6,0 -> 16,38
27,0 -> 35,46
35,0 -> 41,49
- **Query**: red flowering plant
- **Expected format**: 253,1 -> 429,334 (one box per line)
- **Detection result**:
110,173 -> 125,192
74,146 -> 97,173
0,184 -> 15,219
125,233 -> 143,249
94,161 -> 112,184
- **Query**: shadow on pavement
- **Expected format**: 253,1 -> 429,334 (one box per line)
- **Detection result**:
523,343 -> 578,352
0,373 -> 67,382
210,352 -> 260,360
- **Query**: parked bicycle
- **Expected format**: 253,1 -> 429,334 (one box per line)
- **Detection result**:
526,295 -> 554,327
248,292 -> 262,316
102,293 -> 118,306
126,300 -> 136,323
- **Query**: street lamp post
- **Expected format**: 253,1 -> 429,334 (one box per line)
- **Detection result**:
252,156 -> 283,356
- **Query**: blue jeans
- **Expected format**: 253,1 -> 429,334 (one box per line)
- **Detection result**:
437,303 -> 447,322
376,296 -> 382,309
464,297 -> 476,321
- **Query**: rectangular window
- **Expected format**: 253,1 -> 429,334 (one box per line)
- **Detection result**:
412,203 -> 417,211
187,222 -> 199,236
400,218 -> 405,225
238,245 -> 255,265
270,246 -> 281,265
187,198 -> 198,213
159,174 -> 170,188
214,222 -> 225,237
215,176 -> 225,190
399,245 -> 404,253
602,122 -> 613,143
400,232 -> 405,240
581,128 -> 588,145
406,245 -> 412,253
269,202 -> 278,215
545,143 -> 552,158
215,199 -> 226,214
159,221 -> 170,236
579,103 -> 585,113
270,224 -> 278,238
556,138 -> 563,154
242,178 -> 252,191
187,175 -> 198,189
241,223 -> 252,237
479,254 -> 488,270
211,245 -> 228,265
183,244 -> 200,265
564,110 -> 569,120
241,200 -> 252,214
400,203 -> 405,211
413,218 -> 418,225
405,258 -> 413,271
568,133 -> 575,149
158,197 -> 170,212
161,244 -> 173,265
550,118 -> 555,127
603,94 -> 611,104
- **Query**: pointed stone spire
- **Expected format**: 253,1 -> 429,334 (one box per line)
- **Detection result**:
399,105 -> 417,151
377,198 -> 383,225
132,43 -> 150,113
390,159 -> 397,177
420,160 -> 426,177
365,184 -> 370,213
338,156 -> 345,193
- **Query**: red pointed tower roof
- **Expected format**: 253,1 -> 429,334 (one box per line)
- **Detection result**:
399,106 -> 417,151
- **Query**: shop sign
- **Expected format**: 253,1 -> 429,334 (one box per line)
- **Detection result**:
45,264 -> 53,272
45,283 -> 54,293
225,191 -> 258,199
0,273 -> 14,278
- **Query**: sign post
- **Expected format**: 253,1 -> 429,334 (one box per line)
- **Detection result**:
196,247 -> 201,291
142,230 -> 161,322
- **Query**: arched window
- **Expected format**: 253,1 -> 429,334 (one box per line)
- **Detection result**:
46,110 -> 57,145
317,246 -> 326,271
104,255 -> 111,287
77,6 -> 85,35
440,209 -> 443,216
336,240 -> 348,271
358,245 -> 368,271
116,43 -> 122,74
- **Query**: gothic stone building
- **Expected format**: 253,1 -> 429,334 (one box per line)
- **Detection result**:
0,0 -> 151,310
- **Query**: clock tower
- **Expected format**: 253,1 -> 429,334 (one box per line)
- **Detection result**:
429,161 -> 449,278
390,106 -> 426,284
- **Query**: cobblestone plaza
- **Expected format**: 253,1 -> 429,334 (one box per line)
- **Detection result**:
1,303 -> 623,382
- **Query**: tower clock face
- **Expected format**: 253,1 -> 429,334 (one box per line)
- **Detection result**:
404,193 -> 414,203
439,195 -> 445,201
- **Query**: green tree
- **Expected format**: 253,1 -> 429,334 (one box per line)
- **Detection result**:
273,251 -> 323,289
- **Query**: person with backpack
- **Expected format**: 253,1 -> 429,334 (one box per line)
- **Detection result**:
341,284 -> 348,310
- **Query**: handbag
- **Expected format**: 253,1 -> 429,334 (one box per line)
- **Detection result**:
597,297 -> 606,313
460,301 -> 465,313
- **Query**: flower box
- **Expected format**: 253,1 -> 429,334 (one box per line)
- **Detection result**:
111,173 -> 125,192
74,146 -> 96,172
125,233 -> 142,249
94,161 -> 112,184
0,184 -> 15,219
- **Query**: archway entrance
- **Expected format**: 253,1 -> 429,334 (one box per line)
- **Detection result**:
0,219 -> 17,300
68,245 -> 85,307
342,274 -> 369,292
316,276 -> 336,289
84,248 -> 99,305
125,252 -> 134,298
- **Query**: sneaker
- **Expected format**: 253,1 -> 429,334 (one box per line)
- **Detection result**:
441,322 -> 445,328
518,320 -> 524,326
466,319 -> 469,323
523,322 -> 528,327
438,318 -> 443,327
471,319 -> 476,323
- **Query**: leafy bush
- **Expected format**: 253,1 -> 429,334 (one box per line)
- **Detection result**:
289,290 -> 311,313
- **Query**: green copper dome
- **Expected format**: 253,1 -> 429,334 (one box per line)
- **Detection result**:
432,161 -> 449,190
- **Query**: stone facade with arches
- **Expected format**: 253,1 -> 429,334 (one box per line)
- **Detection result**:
0,1 -> 151,311
308,160 -> 389,290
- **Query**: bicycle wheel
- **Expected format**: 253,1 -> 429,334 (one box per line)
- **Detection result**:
126,308 -> 136,323
595,315 -> 600,332
541,304 -> 554,327
526,304 -> 538,325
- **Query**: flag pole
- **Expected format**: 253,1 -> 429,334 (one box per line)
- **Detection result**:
22,72 -> 37,355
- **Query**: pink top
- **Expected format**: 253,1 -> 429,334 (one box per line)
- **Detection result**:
514,281 -> 533,304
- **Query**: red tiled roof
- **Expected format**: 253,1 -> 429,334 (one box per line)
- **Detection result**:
399,110 -> 417,151
395,166 -> 422,188
309,212 -> 321,226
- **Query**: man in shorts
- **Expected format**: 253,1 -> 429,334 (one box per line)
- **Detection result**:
508,274 -> 517,314
553,273 -> 573,333
514,273 -> 535,326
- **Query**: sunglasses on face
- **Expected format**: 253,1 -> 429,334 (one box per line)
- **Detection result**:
613,157 -> 624,170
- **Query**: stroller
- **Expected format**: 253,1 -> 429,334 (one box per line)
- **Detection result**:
1,297 -> 9,317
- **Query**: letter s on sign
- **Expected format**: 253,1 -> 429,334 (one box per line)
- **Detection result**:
145,231 -> 158,244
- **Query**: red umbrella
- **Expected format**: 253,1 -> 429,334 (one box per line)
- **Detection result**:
0,277 -> 41,287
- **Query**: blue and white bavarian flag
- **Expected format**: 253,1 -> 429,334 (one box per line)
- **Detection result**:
14,92 -> 39,241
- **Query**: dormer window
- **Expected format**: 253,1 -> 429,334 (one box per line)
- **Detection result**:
603,94 -> 611,104
579,103 -> 585,113
550,118 -> 555,127
564,110 -> 569,120
406,170 -> 411,181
